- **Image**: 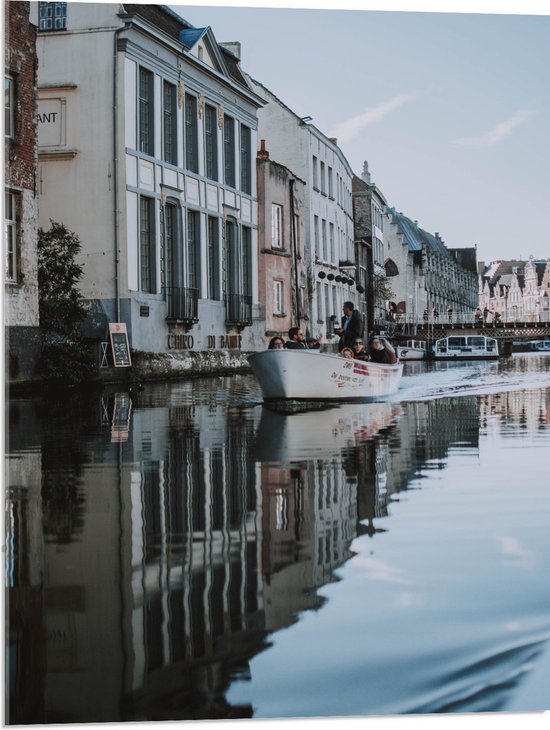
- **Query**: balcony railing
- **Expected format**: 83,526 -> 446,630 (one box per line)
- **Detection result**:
165,286 -> 199,322
225,294 -> 252,326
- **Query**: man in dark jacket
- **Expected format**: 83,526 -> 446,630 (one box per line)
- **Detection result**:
284,327 -> 323,349
334,302 -> 363,351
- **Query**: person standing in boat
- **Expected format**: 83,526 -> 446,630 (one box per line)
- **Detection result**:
334,301 -> 364,351
367,337 -> 398,364
284,327 -> 323,350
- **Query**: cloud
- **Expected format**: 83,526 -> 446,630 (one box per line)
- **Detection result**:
456,109 -> 534,147
330,92 -> 419,144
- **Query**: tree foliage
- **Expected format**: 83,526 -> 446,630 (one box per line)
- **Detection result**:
37,221 -> 95,383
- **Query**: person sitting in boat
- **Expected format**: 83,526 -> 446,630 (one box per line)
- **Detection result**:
333,301 -> 363,351
340,347 -> 355,359
352,338 -> 370,361
268,336 -> 285,349
284,327 -> 323,350
367,337 -> 398,364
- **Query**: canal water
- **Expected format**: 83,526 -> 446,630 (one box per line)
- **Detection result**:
5,354 -> 550,724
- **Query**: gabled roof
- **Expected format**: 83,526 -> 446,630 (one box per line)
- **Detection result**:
387,208 -> 450,257
179,27 -> 208,49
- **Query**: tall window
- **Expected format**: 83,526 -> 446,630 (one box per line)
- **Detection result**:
329,222 -> 335,263
5,191 -> 18,282
273,280 -> 283,315
138,68 -> 154,156
163,81 -> 177,165
204,104 -> 218,181
271,204 -> 283,249
185,94 -> 199,174
207,216 -> 220,299
140,196 -> 156,293
322,219 -> 327,260
328,167 -> 334,198
39,2 -> 67,31
5,76 -> 14,139
242,226 -> 252,297
320,161 -> 326,195
223,114 -> 235,187
314,215 -> 319,258
312,156 -> 318,189
163,201 -> 183,291
186,210 -> 200,290
240,124 -> 251,194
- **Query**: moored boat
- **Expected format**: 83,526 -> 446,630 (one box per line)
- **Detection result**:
431,334 -> 499,360
394,338 -> 428,361
248,349 -> 403,402
527,339 -> 550,352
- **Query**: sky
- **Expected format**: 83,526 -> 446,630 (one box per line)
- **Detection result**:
167,0 -> 550,265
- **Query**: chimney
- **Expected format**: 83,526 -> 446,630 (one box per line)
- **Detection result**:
328,137 -> 338,146
361,161 -> 371,184
257,139 -> 269,161
220,41 -> 241,59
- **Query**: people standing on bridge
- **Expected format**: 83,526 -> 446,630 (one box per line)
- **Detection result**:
483,307 -> 490,324
475,307 -> 483,325
432,307 -> 439,321
447,307 -> 453,324
423,308 -> 429,323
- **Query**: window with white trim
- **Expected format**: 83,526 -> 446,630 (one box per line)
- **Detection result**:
5,191 -> 18,282
271,204 -> 283,249
138,67 -> 154,156
5,76 -> 14,139
39,2 -> 67,31
273,280 -> 283,315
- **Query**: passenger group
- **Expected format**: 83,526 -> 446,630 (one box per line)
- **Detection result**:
267,301 -> 398,365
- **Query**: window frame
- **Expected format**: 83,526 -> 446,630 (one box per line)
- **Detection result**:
138,67 -> 155,156
207,215 -> 221,300
184,93 -> 199,174
271,203 -> 283,249
162,80 -> 177,165
5,191 -> 18,283
204,103 -> 218,181
186,209 -> 201,291
39,2 -> 67,31
240,123 -> 251,195
5,75 -> 14,140
139,195 -> 156,293
223,114 -> 236,187
273,280 -> 283,315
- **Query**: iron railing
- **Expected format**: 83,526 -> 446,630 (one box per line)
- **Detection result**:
225,294 -> 252,326
164,286 -> 199,322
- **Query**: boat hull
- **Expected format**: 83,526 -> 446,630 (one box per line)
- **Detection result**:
248,350 -> 403,401
396,347 -> 426,361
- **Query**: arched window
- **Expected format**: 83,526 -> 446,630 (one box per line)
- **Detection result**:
385,259 -> 399,277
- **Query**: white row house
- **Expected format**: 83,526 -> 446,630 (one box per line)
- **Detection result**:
31,2 -> 266,355
479,257 -> 550,323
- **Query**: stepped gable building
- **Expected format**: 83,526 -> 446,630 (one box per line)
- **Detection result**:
256,141 -> 307,341
5,1 -> 41,382
352,161 -> 387,334
31,2 -> 266,357
246,75 -> 360,345
479,258 -> 550,322
383,209 -> 478,322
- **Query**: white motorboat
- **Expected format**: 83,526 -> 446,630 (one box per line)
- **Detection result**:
248,349 -> 403,402
394,338 -> 428,361
527,339 -> 550,352
431,334 -> 499,360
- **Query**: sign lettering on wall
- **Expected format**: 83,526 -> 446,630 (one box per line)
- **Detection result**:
167,334 -> 242,350
37,97 -> 66,147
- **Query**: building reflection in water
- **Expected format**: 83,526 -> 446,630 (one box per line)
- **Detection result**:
5,384 -> 548,722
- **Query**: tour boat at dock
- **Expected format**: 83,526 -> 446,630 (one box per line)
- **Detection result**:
394,338 -> 428,361
248,349 -> 403,402
431,334 -> 499,360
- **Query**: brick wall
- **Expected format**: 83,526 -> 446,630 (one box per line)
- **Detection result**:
5,1 -> 37,191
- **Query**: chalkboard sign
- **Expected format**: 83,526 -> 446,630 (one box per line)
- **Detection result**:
108,323 -> 132,368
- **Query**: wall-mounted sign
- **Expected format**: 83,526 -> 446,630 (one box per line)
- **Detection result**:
108,323 -> 132,367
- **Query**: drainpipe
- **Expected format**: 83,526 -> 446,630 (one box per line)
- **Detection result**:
289,178 -> 301,324
113,26 -> 124,323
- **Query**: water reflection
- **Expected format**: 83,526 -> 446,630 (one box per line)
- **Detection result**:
5,373 -> 550,723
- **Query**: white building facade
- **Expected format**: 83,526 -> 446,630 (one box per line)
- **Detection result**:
31,2 -> 266,356
247,77 -> 358,344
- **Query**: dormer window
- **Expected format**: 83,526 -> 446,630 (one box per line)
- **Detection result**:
39,2 -> 67,31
